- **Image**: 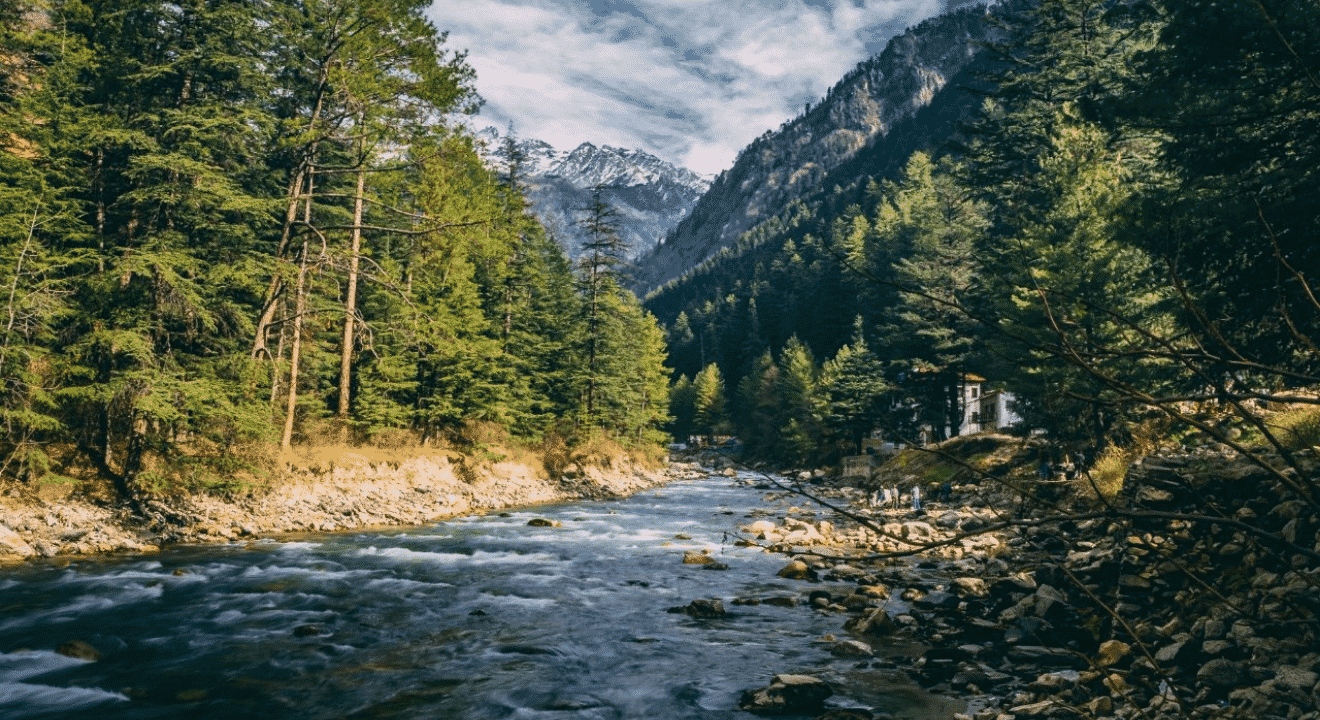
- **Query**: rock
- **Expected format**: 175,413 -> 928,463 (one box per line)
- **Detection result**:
1087,697 -> 1113,715
526,518 -> 559,527
1200,639 -> 1232,656
667,598 -> 727,618
1197,658 -> 1244,687
1005,645 -> 1086,668
1136,486 -> 1174,503
1032,584 -> 1069,618
701,561 -> 730,571
1271,665 -> 1318,690
1007,700 -> 1057,716
747,520 -> 777,536
844,608 -> 897,637
683,550 -> 716,565
777,560 -> 818,581
1154,641 -> 1189,664
828,639 -> 874,658
0,523 -> 34,558
738,674 -> 833,715
857,584 -> 889,599
55,640 -> 101,661
1031,670 -> 1080,690
912,591 -> 959,611
292,624 -> 323,637
951,577 -> 989,598
1096,639 -> 1130,667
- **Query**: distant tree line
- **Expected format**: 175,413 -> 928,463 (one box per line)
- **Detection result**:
0,0 -> 670,502
655,0 -> 1320,470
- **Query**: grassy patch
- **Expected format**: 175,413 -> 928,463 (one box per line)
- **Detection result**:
1267,406 -> 1320,451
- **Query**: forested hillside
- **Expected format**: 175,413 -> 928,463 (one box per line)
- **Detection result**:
657,0 -> 1320,472
0,0 -> 671,503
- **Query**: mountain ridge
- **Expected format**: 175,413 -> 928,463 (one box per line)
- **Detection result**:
475,128 -> 710,262
632,3 -> 1007,293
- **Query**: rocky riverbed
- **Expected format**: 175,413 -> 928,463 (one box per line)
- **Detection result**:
701,439 -> 1320,720
3,439 -> 1317,720
0,450 -> 685,563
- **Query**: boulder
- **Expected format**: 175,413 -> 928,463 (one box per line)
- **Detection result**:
56,640 -> 101,661
844,607 -> 897,637
1096,639 -> 1130,667
951,577 -> 989,598
683,550 -> 716,565
1005,645 -> 1087,668
526,518 -> 559,527
0,523 -> 34,558
828,639 -> 874,658
738,674 -> 833,715
1271,665 -> 1319,691
1197,658 -> 1245,687
777,560 -> 818,581
667,598 -> 727,618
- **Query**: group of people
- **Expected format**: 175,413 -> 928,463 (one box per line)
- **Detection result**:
868,482 -> 953,512
1036,448 -> 1092,482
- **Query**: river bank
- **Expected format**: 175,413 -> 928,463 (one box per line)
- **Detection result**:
0,446 -> 687,564
721,437 -> 1320,720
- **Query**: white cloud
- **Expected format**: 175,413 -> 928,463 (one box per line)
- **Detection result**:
429,0 -> 951,176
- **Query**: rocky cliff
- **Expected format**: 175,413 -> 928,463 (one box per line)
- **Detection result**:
632,3 -> 1006,293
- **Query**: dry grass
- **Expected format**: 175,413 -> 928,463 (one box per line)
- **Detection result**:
1075,419 -> 1165,503
8,419 -> 660,499
1267,405 -> 1320,452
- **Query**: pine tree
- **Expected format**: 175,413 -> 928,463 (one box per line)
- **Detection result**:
735,350 -> 783,459
872,152 -> 988,439
778,336 -> 822,465
692,362 -> 727,443
822,319 -> 888,454
574,185 -> 628,426
667,374 -> 697,443
963,0 -> 1171,444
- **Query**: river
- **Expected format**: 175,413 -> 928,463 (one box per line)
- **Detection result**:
0,472 -> 963,719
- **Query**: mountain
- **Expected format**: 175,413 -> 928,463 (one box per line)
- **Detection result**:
632,3 -> 1008,293
475,128 -> 710,262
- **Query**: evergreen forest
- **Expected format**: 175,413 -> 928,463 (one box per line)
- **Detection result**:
654,0 -> 1320,471
0,0 -> 671,502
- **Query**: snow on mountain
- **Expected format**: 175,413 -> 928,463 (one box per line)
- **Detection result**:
475,128 -> 710,263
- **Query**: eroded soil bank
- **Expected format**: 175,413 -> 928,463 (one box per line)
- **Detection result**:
0,449 -> 688,563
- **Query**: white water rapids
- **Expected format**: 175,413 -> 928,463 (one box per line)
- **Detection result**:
0,473 -> 963,719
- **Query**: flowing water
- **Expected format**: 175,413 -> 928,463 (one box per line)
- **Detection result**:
0,473 -> 963,719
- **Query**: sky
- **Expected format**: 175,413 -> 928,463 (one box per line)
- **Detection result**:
427,0 -> 972,177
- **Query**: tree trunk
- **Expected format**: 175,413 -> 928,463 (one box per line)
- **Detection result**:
282,240 -> 310,450
337,162 -> 367,441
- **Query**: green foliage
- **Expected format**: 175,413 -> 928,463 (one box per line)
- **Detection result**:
649,0 -> 1320,474
0,0 -> 672,500
821,320 -> 887,454
692,363 -> 727,440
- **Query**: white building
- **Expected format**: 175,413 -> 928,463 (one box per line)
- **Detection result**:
960,375 -> 1023,435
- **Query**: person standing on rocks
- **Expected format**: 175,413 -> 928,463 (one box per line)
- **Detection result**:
911,484 -> 922,511
1037,459 -> 1052,481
